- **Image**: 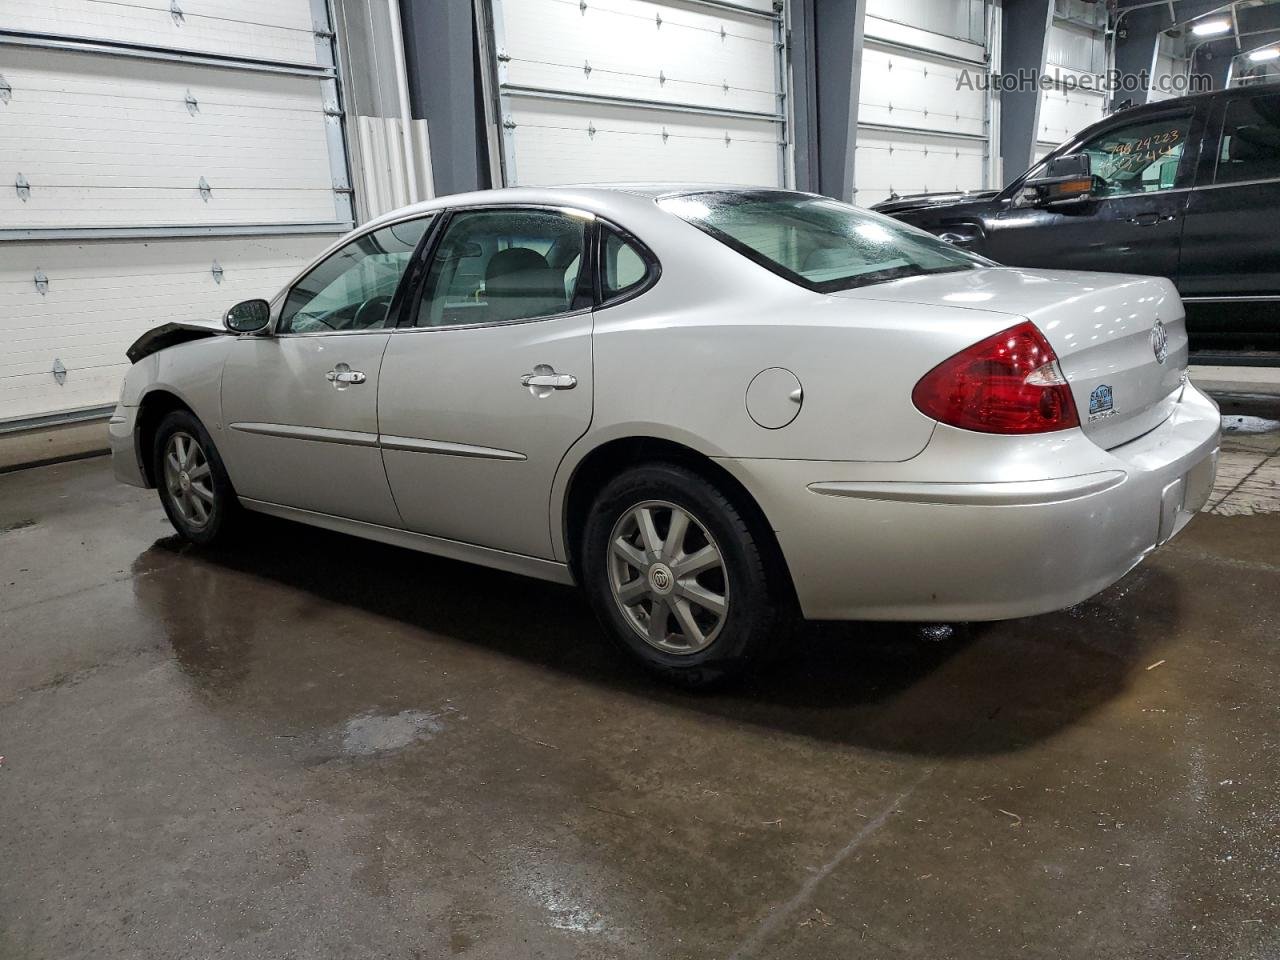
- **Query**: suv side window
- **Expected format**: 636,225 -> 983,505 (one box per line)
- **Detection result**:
1076,113 -> 1193,198
279,217 -> 433,334
1215,94 -> 1280,185
599,225 -> 656,303
415,208 -> 588,328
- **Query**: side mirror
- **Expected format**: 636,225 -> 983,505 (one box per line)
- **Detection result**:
1023,153 -> 1095,207
224,299 -> 271,334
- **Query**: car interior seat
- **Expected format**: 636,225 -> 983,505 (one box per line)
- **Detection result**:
1225,123 -> 1280,182
484,247 -> 568,323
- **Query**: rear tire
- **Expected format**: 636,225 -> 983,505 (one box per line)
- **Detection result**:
152,410 -> 240,545
581,463 -> 784,686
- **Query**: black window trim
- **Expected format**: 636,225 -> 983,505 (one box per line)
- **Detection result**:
593,217 -> 662,310
1209,89 -> 1280,188
395,202 -> 599,333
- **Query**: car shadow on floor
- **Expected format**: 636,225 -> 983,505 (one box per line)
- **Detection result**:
131,515 -> 1176,758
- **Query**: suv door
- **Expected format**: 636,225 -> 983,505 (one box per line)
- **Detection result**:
219,216 -> 434,525
984,108 -> 1204,278
1177,89 -> 1280,344
377,206 -> 597,560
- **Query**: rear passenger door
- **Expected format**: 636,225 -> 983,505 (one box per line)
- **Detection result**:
377,206 -> 597,560
1178,90 -> 1280,305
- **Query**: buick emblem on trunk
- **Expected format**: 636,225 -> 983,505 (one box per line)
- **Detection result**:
1151,319 -> 1169,364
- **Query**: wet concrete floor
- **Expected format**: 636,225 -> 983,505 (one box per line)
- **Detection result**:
1,407 -> 1278,959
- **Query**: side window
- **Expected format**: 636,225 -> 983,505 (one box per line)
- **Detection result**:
1076,114 -> 1192,198
1216,94 -> 1280,185
279,217 -> 432,334
600,225 -> 655,302
415,209 -> 587,328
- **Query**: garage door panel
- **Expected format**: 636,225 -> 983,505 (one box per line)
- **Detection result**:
0,0 -> 320,65
500,0 -> 777,114
0,364 -> 134,423
1,48 -> 336,229
859,46 -> 986,139
1038,67 -> 1105,150
490,0 -> 785,187
2,234 -> 334,404
855,128 -> 987,207
507,97 -> 779,186
1,189 -> 338,228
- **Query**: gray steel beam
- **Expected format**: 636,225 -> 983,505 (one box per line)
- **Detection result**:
808,0 -> 866,202
788,0 -> 820,193
999,0 -> 1053,186
1192,40 -> 1234,90
398,0 -> 489,195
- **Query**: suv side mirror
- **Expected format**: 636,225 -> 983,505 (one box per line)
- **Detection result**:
224,299 -> 271,334
1023,153 -> 1095,207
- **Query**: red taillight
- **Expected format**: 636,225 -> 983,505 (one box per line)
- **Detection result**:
912,321 -> 1080,434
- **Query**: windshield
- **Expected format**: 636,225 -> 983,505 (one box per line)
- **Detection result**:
659,191 -> 985,292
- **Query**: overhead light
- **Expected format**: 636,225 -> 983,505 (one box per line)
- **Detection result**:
1249,47 -> 1280,62
1191,18 -> 1231,36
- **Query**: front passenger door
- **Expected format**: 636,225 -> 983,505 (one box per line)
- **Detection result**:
220,216 -> 433,525
985,110 -> 1198,279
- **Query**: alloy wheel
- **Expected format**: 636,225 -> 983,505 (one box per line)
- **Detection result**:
607,500 -> 729,655
162,431 -> 215,529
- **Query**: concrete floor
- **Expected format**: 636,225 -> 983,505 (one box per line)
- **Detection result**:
2,404 -> 1278,959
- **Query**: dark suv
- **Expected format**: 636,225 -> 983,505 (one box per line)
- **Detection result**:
873,82 -> 1280,350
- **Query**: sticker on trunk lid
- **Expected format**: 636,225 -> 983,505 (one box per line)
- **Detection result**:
1089,384 -> 1116,422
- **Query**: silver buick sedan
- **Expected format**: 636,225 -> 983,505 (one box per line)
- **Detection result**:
110,185 -> 1220,683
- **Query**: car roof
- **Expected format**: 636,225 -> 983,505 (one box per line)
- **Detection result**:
1108,78 -> 1280,121
357,182 -> 791,233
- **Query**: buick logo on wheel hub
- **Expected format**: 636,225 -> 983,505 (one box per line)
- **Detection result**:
1151,319 -> 1169,364
648,563 -> 674,595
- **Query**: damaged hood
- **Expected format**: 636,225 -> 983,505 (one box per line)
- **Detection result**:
126,318 -> 226,364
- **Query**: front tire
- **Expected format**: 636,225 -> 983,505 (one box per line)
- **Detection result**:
152,410 -> 239,545
581,463 -> 783,686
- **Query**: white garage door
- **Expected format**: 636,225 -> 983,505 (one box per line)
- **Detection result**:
0,0 -> 353,426
481,0 -> 787,188
855,0 -> 992,206
1035,10 -> 1107,164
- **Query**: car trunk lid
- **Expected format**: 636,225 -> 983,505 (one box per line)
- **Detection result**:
833,267 -> 1189,449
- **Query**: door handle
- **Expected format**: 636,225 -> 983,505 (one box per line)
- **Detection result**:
521,364 -> 577,396
520,373 -> 577,389
1129,212 -> 1177,226
326,365 -> 367,386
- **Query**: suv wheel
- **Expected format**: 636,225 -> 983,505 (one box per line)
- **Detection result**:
152,410 -> 239,545
581,463 -> 783,685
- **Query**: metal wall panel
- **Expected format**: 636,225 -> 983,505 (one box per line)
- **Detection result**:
0,235 -> 331,422
2,0 -> 321,65
484,0 -> 787,187
855,7 -> 992,206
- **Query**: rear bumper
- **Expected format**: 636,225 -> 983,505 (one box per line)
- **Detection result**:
108,404 -> 148,488
718,382 -> 1220,621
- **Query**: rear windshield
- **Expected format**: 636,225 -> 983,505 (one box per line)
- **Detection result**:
658,190 -> 985,293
